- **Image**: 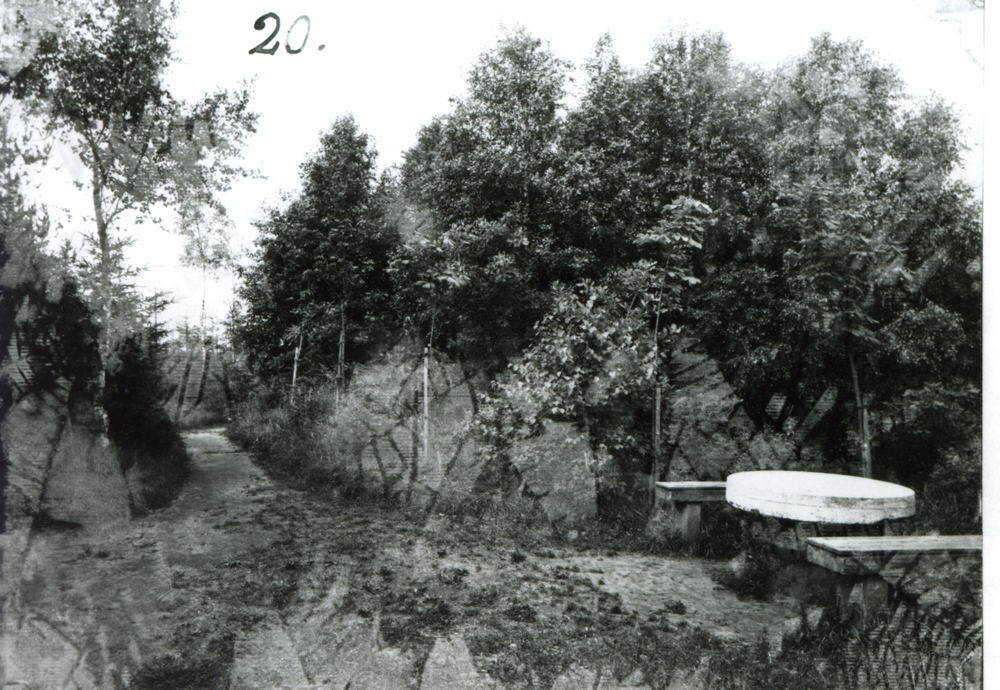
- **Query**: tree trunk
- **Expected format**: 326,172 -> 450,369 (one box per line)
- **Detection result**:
86,140 -> 113,434
200,265 -> 207,336
291,331 -> 303,392
336,301 -> 346,412
174,347 -> 194,422
653,381 -> 662,503
650,281 -> 666,506
848,348 -> 873,478
87,136 -> 112,380
424,345 -> 433,473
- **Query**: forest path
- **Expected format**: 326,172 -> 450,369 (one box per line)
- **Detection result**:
2,429 -> 800,690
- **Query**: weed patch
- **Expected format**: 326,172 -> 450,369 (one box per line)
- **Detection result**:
379,586 -> 455,651
714,546 -> 778,601
904,468 -> 982,536
503,603 -> 538,623
124,444 -> 192,512
130,656 -> 230,690
227,383 -> 387,502
708,638 -> 832,690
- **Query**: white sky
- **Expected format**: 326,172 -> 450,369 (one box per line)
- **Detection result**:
22,0 -> 986,331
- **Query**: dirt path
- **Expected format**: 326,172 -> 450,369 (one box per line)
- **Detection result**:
2,429 -> 802,690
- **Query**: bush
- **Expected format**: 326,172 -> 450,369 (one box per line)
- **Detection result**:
713,536 -> 781,601
693,504 -> 747,559
226,382 -> 324,477
104,334 -> 191,511
905,466 -> 982,536
227,382 -> 374,498
709,636 -> 832,690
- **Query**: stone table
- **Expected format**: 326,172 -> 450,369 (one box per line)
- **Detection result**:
726,471 -> 915,524
726,470 -> 917,618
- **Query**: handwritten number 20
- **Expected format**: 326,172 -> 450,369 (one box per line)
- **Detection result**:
249,13 -> 310,55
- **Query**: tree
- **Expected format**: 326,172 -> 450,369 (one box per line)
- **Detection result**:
402,27 -> 570,231
634,197 -> 710,494
753,35 -> 981,479
673,32 -> 981,488
235,116 -> 396,383
633,31 -> 770,265
394,29 -> 585,364
7,0 -> 257,369
775,178 -> 903,477
551,30 -> 771,272
765,33 -> 904,186
176,196 -> 235,335
554,34 -> 650,266
1,101 -> 103,431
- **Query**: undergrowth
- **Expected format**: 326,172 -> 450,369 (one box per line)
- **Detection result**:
902,466 -> 982,536
104,334 -> 192,512
227,382 -> 373,499
130,656 -> 229,690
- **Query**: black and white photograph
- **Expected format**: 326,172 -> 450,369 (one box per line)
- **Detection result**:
0,1 -> 986,688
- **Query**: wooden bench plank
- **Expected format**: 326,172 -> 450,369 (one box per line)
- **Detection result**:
807,535 -> 982,577
807,535 -> 982,556
654,481 -> 727,503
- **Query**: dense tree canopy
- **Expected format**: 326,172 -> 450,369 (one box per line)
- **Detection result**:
696,33 -> 981,480
235,27 -> 981,488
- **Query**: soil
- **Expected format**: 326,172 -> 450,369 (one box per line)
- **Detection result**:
2,429 -> 805,690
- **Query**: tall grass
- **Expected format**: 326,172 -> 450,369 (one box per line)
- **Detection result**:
227,382 -> 371,498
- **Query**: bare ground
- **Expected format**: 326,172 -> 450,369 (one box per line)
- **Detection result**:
1,429 -> 806,690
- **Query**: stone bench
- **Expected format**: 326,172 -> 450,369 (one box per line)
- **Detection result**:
805,535 -> 983,620
654,481 -> 727,545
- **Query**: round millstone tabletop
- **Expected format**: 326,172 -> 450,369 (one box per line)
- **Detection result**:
726,471 -> 916,524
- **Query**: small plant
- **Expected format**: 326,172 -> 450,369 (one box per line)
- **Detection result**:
694,504 -> 747,559
707,637 -> 832,690
131,655 -> 228,690
904,467 -> 982,536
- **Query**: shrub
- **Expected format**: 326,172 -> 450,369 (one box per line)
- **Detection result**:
709,637 -> 832,690
131,655 -> 229,690
227,382 -> 324,477
227,381 -> 380,499
104,334 -> 191,511
904,465 -> 982,536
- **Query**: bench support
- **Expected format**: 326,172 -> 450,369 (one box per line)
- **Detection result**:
654,482 -> 727,547
674,502 -> 702,546
835,574 -> 888,622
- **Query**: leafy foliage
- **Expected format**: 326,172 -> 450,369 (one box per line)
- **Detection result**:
387,218 -> 548,364
502,282 -> 656,428
233,27 -> 981,507
103,332 -> 192,509
1,109 -> 190,514
234,116 -> 396,380
0,190 -> 102,416
692,33 -> 981,481
7,0 -> 257,362
0,104 -> 102,417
